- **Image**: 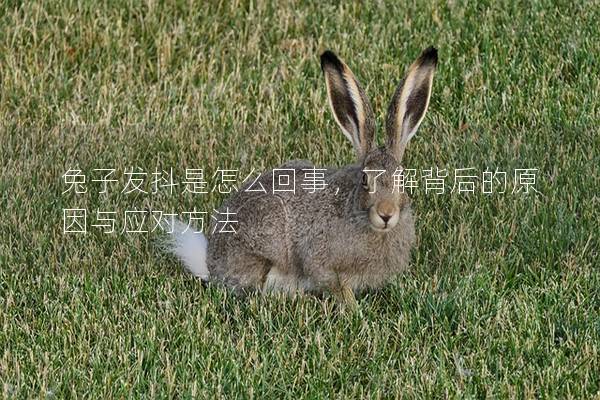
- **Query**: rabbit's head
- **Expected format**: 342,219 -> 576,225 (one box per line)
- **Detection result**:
321,47 -> 437,232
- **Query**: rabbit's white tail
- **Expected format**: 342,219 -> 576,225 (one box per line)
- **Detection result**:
167,220 -> 209,280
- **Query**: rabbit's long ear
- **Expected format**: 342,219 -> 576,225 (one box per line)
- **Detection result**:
386,47 -> 437,160
321,51 -> 375,160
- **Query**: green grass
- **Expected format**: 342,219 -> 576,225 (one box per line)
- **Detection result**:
1,0 -> 599,398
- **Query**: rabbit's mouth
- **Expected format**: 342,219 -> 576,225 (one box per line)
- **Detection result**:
370,223 -> 397,233
368,205 -> 400,232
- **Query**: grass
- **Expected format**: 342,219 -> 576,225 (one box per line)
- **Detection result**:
0,0 -> 598,398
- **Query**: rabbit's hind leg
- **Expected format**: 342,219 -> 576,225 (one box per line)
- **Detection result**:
211,252 -> 272,293
262,267 -> 307,297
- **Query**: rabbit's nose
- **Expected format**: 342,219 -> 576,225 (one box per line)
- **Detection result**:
376,201 -> 396,224
379,213 -> 392,223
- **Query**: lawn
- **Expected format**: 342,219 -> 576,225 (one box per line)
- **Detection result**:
0,0 -> 598,398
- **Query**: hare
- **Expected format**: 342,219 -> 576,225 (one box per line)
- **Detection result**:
169,47 -> 438,303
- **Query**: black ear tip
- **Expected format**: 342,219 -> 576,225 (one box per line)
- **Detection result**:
419,46 -> 438,66
320,50 -> 344,71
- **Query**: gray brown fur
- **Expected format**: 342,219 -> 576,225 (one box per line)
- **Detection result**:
205,47 -> 438,299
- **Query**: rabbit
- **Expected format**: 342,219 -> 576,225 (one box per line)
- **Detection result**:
169,47 -> 438,303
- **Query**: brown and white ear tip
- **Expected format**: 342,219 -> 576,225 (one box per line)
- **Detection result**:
320,50 -> 344,72
417,46 -> 438,68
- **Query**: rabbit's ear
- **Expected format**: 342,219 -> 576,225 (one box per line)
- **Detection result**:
321,51 -> 375,160
386,47 -> 437,160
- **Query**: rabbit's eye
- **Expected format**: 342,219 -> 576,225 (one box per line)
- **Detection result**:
361,173 -> 369,188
